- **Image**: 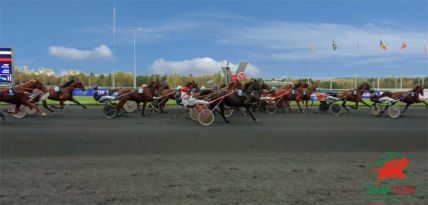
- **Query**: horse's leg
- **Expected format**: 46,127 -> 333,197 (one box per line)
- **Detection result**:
296,100 -> 304,113
0,112 -> 4,120
342,100 -> 350,112
217,103 -> 230,123
13,104 -> 21,114
42,100 -> 55,113
401,103 -> 410,115
305,99 -> 310,111
23,101 -> 46,116
141,101 -> 147,116
70,98 -> 87,110
245,104 -> 258,122
353,101 -> 359,110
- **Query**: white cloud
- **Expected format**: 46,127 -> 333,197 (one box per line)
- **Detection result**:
151,57 -> 260,76
48,45 -> 113,59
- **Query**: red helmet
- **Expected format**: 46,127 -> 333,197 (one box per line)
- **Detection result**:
181,86 -> 188,92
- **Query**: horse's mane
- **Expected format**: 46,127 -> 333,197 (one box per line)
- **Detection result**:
61,79 -> 76,88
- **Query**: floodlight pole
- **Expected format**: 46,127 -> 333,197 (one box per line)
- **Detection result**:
129,28 -> 143,88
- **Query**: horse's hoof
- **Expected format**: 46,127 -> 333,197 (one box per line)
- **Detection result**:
41,112 -> 47,116
225,120 -> 230,123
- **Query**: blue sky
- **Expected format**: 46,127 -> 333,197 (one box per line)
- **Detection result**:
0,0 -> 427,78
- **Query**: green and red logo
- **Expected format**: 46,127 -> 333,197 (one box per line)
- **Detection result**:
364,152 -> 423,199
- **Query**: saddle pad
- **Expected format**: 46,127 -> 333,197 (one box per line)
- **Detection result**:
138,88 -> 144,94
352,90 -> 357,95
54,86 -> 60,92
237,89 -> 244,96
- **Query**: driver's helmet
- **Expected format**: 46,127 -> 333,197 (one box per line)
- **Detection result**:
316,88 -> 321,92
176,85 -> 182,91
200,86 -> 206,90
272,86 -> 277,90
181,86 -> 188,92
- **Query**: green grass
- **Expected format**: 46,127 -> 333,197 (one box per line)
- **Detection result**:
1,96 -> 426,107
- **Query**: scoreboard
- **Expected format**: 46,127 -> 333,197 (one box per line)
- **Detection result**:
0,48 -> 13,82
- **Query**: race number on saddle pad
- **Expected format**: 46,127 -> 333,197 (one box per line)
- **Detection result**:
54,86 -> 60,92
237,89 -> 244,96
138,87 -> 144,94
352,90 -> 357,95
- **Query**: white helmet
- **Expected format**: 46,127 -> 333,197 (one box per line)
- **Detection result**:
201,86 -> 206,90
176,85 -> 182,90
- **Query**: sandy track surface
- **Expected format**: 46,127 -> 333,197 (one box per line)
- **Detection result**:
1,105 -> 427,204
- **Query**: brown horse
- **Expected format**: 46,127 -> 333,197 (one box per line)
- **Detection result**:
334,82 -> 371,112
378,85 -> 426,115
279,82 -> 305,112
158,84 -> 177,113
299,83 -> 317,111
211,80 -> 262,123
0,79 -> 48,120
116,80 -> 162,116
42,79 -> 87,113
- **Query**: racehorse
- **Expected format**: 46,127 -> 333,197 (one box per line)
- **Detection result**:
115,80 -> 162,116
299,83 -> 318,111
211,79 -> 262,123
0,79 -> 48,120
377,85 -> 426,115
334,82 -> 371,112
158,84 -> 177,113
278,82 -> 305,113
42,79 -> 87,113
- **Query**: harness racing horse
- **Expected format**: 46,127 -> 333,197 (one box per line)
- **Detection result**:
42,79 -> 87,113
279,82 -> 305,113
377,85 -> 426,115
299,83 -> 317,111
0,79 -> 48,120
158,84 -> 177,113
334,82 -> 371,112
115,80 -> 162,116
211,79 -> 262,123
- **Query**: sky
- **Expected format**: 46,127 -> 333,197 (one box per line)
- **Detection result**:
0,0 -> 427,78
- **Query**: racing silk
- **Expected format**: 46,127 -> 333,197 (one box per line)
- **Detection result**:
181,92 -> 209,107
302,89 -> 307,96
316,92 -> 326,101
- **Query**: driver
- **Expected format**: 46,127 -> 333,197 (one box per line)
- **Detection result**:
180,86 -> 209,107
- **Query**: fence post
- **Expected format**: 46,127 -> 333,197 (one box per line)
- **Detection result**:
329,79 -> 332,91
400,76 -> 403,89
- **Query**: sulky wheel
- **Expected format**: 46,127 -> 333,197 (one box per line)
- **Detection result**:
318,101 -> 329,112
370,103 -> 382,116
116,107 -> 125,117
11,106 -> 27,118
198,109 -> 215,126
223,105 -> 233,117
25,106 -> 38,115
103,104 -> 118,119
265,103 -> 277,114
123,101 -> 137,113
329,103 -> 342,116
147,103 -> 159,115
189,107 -> 199,121
387,105 -> 401,118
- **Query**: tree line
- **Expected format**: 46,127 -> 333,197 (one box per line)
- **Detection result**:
9,66 -> 427,89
